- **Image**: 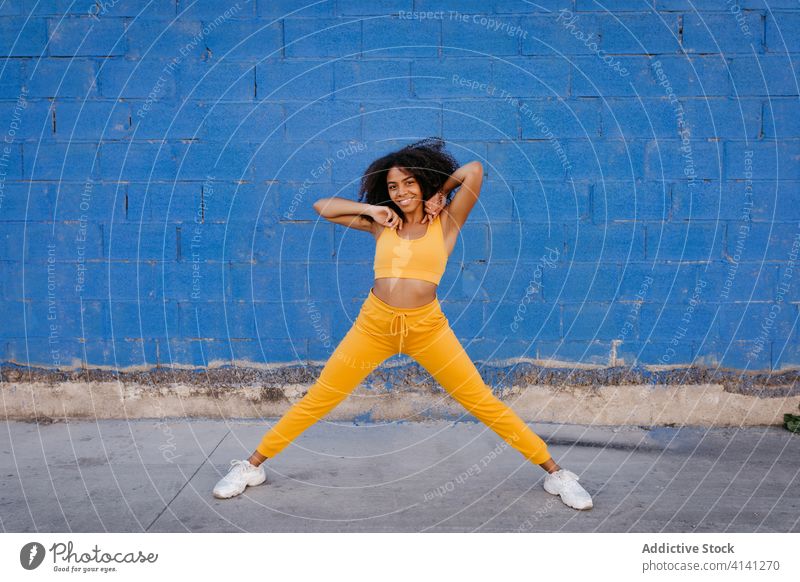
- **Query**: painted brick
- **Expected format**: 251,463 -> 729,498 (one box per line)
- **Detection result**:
703,262 -> 779,302
110,300 -> 180,340
671,180 -> 745,221
131,100 -> 208,140
329,142 -> 375,183
593,180 -> 670,222
284,100 -> 362,141
340,1 -> 413,15
682,12 -> 763,54
489,222 -> 563,261
88,0 -> 176,19
53,101 -> 131,140
563,302 -> 633,341
512,181 -> 591,223
725,141 -> 800,180
99,142 -> 178,181
284,18 -> 361,58
719,302 -> 798,342
537,340 -> 611,366
617,340 -> 694,367
202,19 -> 282,60
443,99 -> 518,140
182,300 -> 259,339
412,58 -> 492,98
47,17 -> 127,57
24,142 -> 99,181
763,100 -> 800,139
1,1 -> 796,372
520,98 -> 602,139
639,302 -> 717,341
646,221 -> 726,261
0,17 -> 48,56
545,263 -> 621,302
199,101 -> 283,142
564,222 -> 647,262
177,0 -> 256,20
26,59 -> 98,98
765,12 -> 800,53
576,0 -> 656,8
362,99 -> 441,140
441,14 -> 522,57
733,222 -> 800,261
487,141 -> 569,181
486,301 -> 561,342
599,13 -> 681,54
521,12 -> 599,56
0,59 -> 25,98
98,59 -> 177,99
644,139 -> 721,180
617,262 -> 698,302
333,59 -> 411,99
256,59 -> 334,101
333,225 -> 375,262
107,223 -> 179,261
254,222 -> 335,263
179,142 -> 255,181
415,0 -> 571,12
363,14 -> 439,57
177,61 -> 254,100
250,141 -> 331,182
493,57 -> 570,97
566,139 -> 647,181
772,339 -> 800,371
125,18 -> 203,60
257,0 -> 335,18
0,144 -> 23,180
728,55 -> 800,96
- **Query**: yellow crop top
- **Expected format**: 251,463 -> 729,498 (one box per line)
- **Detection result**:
373,213 -> 448,285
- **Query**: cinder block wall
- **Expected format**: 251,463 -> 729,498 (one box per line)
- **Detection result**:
1,0 -> 798,372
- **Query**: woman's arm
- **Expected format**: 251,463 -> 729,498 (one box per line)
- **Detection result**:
313,197 -> 373,218
440,161 -> 484,231
313,197 -> 405,234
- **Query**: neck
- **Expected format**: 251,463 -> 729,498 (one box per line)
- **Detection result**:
402,208 -> 426,225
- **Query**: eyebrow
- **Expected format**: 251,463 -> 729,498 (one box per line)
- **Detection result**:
387,176 -> 415,185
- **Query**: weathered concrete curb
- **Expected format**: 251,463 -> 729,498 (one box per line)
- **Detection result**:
3,362 -> 799,426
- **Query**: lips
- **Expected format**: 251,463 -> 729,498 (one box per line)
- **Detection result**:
398,197 -> 414,205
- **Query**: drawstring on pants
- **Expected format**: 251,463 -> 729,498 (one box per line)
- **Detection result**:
389,312 -> 410,353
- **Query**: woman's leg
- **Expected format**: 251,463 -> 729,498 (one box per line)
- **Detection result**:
251,320 -> 397,463
407,321 -> 553,468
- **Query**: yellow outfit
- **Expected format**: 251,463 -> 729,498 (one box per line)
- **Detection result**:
255,214 -> 551,465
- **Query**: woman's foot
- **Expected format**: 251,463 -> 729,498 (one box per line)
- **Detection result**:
543,469 -> 593,510
213,459 -> 267,499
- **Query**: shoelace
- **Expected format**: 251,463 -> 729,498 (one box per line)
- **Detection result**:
389,312 -> 409,353
227,459 -> 251,476
554,469 -> 580,481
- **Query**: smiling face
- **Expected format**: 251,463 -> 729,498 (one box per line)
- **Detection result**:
386,166 -> 424,215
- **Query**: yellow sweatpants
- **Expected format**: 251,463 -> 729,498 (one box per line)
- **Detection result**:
256,287 -> 551,465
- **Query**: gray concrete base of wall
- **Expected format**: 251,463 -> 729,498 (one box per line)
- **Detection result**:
3,361 -> 799,426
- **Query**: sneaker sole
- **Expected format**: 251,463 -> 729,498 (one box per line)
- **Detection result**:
213,473 -> 267,499
543,481 -> 593,510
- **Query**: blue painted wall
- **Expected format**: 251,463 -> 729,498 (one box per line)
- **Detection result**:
1,0 -> 798,371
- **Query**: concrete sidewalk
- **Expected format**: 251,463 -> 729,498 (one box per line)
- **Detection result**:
1,418 -> 797,533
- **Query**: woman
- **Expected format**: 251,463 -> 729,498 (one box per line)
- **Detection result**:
213,137 -> 593,511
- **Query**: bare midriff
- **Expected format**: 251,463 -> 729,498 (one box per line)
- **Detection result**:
371,278 -> 437,308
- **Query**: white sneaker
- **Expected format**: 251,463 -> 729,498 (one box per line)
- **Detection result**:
543,469 -> 593,510
213,460 -> 267,499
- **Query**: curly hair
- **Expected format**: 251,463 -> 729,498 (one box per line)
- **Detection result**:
357,137 -> 460,221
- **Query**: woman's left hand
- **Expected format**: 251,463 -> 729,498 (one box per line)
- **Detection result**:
422,191 -> 447,224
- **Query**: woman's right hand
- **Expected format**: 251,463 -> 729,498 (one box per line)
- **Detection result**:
368,205 -> 404,230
